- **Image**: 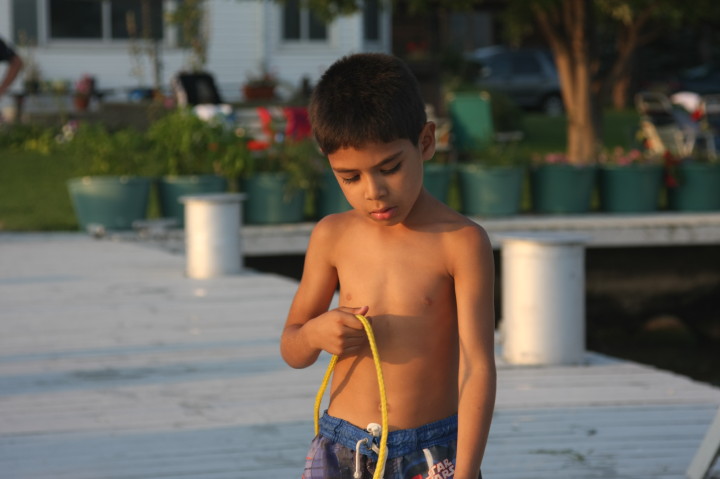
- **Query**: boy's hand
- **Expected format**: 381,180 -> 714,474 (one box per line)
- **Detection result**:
308,306 -> 370,356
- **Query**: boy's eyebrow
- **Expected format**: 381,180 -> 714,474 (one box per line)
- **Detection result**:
332,152 -> 403,173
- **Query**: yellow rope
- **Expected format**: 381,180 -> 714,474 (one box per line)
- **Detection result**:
313,314 -> 388,479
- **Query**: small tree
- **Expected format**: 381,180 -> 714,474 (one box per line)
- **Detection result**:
168,0 -> 208,72
298,0 -> 719,165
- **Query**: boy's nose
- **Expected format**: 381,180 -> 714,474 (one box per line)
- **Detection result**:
364,176 -> 387,200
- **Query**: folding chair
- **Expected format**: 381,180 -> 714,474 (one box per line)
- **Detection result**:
635,91 -> 713,158
173,71 -> 224,107
700,94 -> 720,158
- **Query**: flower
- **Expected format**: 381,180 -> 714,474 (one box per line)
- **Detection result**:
663,151 -> 681,188
532,152 -> 570,165
55,120 -> 80,144
597,146 -> 654,166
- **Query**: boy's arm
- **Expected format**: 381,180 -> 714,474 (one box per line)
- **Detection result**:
280,216 -> 369,369
451,224 -> 497,479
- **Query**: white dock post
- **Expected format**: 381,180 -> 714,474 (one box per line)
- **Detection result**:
500,232 -> 587,365
180,193 -> 246,279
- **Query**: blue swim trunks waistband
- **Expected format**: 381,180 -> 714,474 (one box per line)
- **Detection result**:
318,411 -> 458,459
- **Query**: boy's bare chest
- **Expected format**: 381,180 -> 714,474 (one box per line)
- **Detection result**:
334,234 -> 454,313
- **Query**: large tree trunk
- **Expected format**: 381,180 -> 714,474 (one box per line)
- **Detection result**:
533,0 -> 599,165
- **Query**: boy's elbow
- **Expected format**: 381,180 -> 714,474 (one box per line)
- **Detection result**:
279,337 -> 317,369
281,351 -> 316,369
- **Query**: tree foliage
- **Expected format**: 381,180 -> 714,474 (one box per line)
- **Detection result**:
286,0 -> 718,163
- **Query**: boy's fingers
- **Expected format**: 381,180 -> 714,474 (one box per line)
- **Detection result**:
342,316 -> 366,330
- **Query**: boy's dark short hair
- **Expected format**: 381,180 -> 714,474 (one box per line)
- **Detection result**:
308,53 -> 427,155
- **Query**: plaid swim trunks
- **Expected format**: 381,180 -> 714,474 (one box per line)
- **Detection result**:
301,412 -> 482,479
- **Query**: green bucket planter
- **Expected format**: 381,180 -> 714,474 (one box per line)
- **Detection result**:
458,164 -> 524,216
67,176 -> 152,231
668,162 -> 720,212
244,172 -> 306,224
598,164 -> 663,213
423,163 -> 454,204
157,175 -> 227,227
315,169 -> 351,218
531,164 -> 597,214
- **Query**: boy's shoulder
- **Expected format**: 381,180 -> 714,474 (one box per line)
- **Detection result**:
313,202 -> 490,248
308,211 -> 360,247
313,210 -> 357,233
417,199 -> 490,239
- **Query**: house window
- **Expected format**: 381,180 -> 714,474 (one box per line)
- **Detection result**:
363,0 -> 380,42
282,0 -> 327,41
50,0 -> 164,40
13,0 -> 168,43
49,0 -> 103,39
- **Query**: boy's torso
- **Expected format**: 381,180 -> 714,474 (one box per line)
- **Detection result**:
323,205 -> 474,430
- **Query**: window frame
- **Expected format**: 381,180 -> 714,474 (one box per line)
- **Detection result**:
281,0 -> 328,44
14,0 -> 176,47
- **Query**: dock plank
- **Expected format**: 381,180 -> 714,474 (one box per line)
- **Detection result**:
1,234 -> 719,478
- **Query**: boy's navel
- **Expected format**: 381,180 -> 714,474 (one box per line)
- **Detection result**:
345,292 -> 352,302
422,296 -> 433,306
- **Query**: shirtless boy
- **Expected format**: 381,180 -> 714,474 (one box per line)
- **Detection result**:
280,53 -> 496,479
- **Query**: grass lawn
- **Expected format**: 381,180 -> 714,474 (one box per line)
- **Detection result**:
0,149 -> 83,231
0,110 -> 641,232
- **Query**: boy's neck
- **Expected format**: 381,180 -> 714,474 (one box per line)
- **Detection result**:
372,188 -> 438,232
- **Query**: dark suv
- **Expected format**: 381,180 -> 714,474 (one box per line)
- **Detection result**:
465,46 -> 563,115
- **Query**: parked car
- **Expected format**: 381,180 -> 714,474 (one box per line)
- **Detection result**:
672,63 -> 720,96
465,46 -> 563,116
640,62 -> 720,97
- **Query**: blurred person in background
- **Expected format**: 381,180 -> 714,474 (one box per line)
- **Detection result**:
0,35 -> 23,99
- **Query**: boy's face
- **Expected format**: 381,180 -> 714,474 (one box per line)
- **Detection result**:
327,122 -> 436,226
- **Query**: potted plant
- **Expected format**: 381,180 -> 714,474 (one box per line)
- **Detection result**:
597,146 -> 664,213
457,141 -> 528,217
242,135 -> 323,224
242,66 -> 278,102
422,109 -> 455,205
315,166 -> 352,218
64,122 -> 154,232
73,74 -> 95,112
530,152 -> 597,214
665,151 -> 720,212
145,108 -> 242,226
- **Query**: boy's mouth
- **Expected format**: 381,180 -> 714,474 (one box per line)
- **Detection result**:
370,206 -> 397,221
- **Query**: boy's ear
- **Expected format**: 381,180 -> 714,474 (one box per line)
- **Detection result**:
420,121 -> 436,160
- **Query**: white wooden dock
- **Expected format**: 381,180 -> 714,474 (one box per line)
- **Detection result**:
125,212 -> 720,256
1,233 -> 719,479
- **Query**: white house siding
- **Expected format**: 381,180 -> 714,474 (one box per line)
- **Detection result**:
0,0 -> 10,36
19,47 -> 186,97
0,0 -> 389,106
265,4 -> 391,94
203,0 -> 391,102
205,0 -> 265,102
1,0 -> 16,108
